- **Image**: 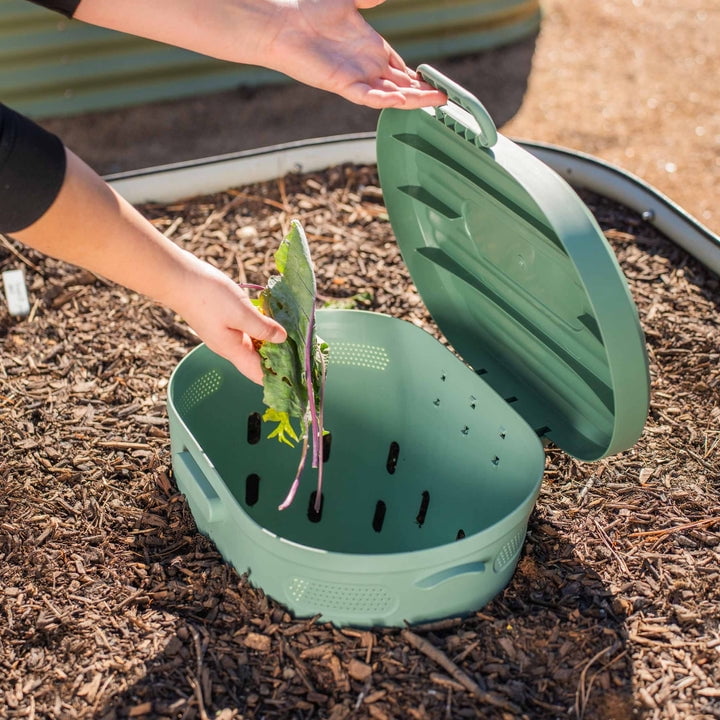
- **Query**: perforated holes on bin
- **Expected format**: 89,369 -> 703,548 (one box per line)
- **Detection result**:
493,529 -> 527,573
176,369 -> 223,415
328,342 -> 390,371
286,577 -> 395,615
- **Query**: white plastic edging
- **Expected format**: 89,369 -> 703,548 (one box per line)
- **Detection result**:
106,132 -> 720,277
106,134 -> 376,205
519,140 -> 720,278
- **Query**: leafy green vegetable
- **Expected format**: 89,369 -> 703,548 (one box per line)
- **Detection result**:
255,220 -> 328,511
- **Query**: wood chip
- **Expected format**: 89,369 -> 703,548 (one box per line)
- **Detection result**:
347,658 -> 372,682
244,632 -> 272,652
128,703 -> 154,717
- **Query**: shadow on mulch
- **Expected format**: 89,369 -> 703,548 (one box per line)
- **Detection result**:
98,494 -> 635,720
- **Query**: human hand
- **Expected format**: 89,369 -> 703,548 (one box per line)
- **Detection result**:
170,254 -> 287,385
256,0 -> 448,109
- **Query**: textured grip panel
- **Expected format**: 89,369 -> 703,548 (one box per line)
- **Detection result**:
493,528 -> 527,573
328,342 -> 390,371
286,577 -> 396,616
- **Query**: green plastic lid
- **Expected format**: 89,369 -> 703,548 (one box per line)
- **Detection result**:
376,65 -> 650,461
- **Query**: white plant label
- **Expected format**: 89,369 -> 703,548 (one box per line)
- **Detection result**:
2,268 -> 31,316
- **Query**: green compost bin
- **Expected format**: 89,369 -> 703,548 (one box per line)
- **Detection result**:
167,65 -> 650,628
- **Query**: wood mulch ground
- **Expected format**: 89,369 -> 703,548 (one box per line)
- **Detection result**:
1,163 -> 719,720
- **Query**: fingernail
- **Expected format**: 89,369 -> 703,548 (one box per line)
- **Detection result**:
271,328 -> 287,343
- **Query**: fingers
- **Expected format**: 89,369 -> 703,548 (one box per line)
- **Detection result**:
355,0 -> 387,9
172,260 -> 287,385
201,314 -> 283,386
202,292 -> 287,384
344,78 -> 447,109
348,40 -> 447,107
387,46 -> 409,74
235,295 -> 287,344
385,64 -> 415,88
384,57 -> 448,103
211,329 -> 266,385
344,82 -> 405,109
225,295 -> 287,384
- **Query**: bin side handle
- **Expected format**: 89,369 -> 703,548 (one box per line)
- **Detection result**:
174,450 -> 226,525
414,560 -> 488,590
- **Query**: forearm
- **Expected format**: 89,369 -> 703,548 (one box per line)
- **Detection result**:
12,147 -> 286,384
73,0 -> 272,65
13,148 -> 193,312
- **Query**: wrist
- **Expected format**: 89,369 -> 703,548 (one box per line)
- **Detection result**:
156,248 -> 215,317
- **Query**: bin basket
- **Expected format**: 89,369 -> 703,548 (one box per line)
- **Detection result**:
168,308 -> 545,627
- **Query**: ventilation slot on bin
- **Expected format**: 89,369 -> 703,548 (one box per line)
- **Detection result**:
322,432 -> 333,462
247,412 -> 262,444
245,474 -> 260,506
416,491 -> 430,527
308,492 -> 323,523
372,501 -> 387,532
386,441 -> 400,474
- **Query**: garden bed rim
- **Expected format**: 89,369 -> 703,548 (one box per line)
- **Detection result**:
105,132 -> 720,277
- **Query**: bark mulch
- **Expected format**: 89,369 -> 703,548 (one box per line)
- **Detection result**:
1,164 -> 719,720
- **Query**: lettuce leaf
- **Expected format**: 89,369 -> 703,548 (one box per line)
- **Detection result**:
256,220 -> 328,510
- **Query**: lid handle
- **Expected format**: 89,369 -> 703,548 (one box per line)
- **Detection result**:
418,64 -> 498,148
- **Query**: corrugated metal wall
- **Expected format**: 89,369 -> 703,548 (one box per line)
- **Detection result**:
0,0 -> 540,119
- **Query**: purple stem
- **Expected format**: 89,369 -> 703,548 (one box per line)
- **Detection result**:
313,354 -> 328,515
304,307 -> 322,470
238,283 -> 266,292
278,432 -> 309,511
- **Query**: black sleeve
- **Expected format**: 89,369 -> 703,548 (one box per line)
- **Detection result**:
26,0 -> 81,18
0,104 -> 67,234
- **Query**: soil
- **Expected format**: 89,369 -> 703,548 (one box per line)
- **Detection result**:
1,162 -> 719,719
39,0 -> 720,237
3,0 -> 720,717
